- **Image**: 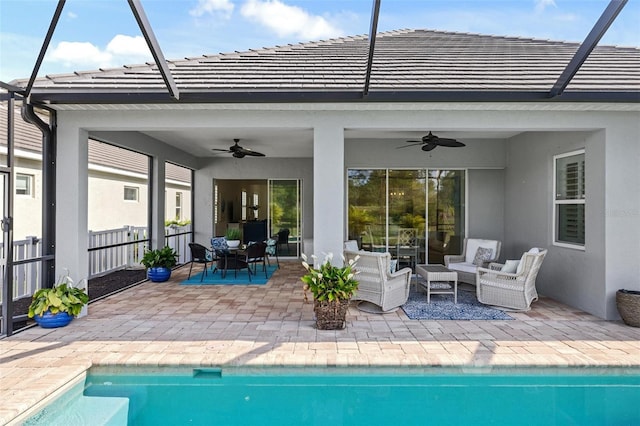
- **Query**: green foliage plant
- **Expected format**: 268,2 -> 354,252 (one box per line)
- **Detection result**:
28,274 -> 89,318
225,228 -> 241,240
301,253 -> 359,303
141,245 -> 178,269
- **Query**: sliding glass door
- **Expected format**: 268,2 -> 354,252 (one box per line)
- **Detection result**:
268,179 -> 302,257
348,169 -> 465,265
427,170 -> 465,264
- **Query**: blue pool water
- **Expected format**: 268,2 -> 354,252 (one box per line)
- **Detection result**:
27,367 -> 640,425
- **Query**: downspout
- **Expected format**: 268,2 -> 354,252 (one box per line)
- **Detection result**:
21,103 -> 56,289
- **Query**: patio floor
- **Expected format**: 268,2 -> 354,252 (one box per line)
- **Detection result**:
1,261 -> 640,424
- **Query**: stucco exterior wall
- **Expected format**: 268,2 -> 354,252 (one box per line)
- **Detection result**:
505,130 -> 606,317
51,103 -> 640,319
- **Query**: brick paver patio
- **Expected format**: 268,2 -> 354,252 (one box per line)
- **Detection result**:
1,261 -> 639,424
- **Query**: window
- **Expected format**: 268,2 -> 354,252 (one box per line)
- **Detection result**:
214,184 -> 219,224
241,190 -> 247,221
252,193 -> 259,219
124,186 -> 139,201
175,192 -> 182,220
554,150 -> 585,248
16,173 -> 33,196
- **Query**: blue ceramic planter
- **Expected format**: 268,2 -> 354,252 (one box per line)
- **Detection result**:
147,266 -> 171,282
34,311 -> 73,328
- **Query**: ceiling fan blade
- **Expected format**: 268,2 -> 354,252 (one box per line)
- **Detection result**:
422,143 -> 438,152
398,141 -> 424,149
211,148 -> 231,152
435,138 -> 465,147
241,149 -> 266,157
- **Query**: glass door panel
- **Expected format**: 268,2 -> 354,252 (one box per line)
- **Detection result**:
268,179 -> 302,257
427,170 -> 466,264
389,169 -> 426,267
347,170 -> 386,252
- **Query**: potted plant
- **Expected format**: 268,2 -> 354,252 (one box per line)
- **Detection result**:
301,252 -> 359,330
28,274 -> 89,328
225,228 -> 241,248
616,289 -> 640,327
141,245 -> 178,282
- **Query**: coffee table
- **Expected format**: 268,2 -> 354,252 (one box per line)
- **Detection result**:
415,264 -> 458,303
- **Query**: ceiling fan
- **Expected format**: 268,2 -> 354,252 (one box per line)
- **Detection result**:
399,131 -> 466,152
211,139 -> 266,158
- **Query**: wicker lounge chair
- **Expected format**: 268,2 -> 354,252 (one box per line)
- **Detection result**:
444,238 -> 501,285
344,250 -> 412,313
476,248 -> 547,311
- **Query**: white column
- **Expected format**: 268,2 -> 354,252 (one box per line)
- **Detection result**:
55,123 -> 89,315
193,169 -> 214,245
313,124 -> 344,263
152,156 -> 166,250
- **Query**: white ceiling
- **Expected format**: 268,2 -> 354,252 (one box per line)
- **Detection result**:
140,128 -> 523,158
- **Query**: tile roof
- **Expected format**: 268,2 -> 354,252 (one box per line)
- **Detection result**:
13,29 -> 640,100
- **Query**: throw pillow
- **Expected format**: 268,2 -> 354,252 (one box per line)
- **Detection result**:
265,238 -> 277,256
389,259 -> 398,274
211,237 -> 229,254
500,259 -> 520,273
473,247 -> 493,266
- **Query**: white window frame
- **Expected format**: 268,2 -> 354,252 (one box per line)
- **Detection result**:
241,190 -> 247,221
124,185 -> 139,202
175,192 -> 183,220
553,149 -> 585,250
16,173 -> 34,196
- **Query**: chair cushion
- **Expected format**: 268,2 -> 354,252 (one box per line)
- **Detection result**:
473,247 -> 494,266
465,239 -> 499,263
344,240 -> 359,251
500,260 -> 520,273
448,262 -> 477,274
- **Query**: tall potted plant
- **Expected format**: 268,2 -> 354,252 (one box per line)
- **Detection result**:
141,245 -> 178,282
28,273 -> 89,328
301,253 -> 359,330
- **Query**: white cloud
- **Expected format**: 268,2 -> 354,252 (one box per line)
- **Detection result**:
106,35 -> 152,61
46,35 -> 152,69
67,11 -> 78,19
189,0 -> 235,19
534,0 -> 557,14
240,0 -> 343,40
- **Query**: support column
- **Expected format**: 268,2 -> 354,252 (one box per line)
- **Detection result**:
151,156 -> 166,250
313,124 -> 344,264
55,123 -> 89,314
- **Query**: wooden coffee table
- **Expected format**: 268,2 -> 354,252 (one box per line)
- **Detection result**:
415,264 -> 458,303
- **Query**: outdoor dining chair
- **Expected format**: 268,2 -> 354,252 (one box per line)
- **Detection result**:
187,242 -> 214,282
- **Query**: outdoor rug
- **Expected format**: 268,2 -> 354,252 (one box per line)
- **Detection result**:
181,265 -> 278,285
401,284 -> 514,320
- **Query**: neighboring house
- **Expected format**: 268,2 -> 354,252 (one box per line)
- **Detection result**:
3,28 -> 640,322
0,106 -> 192,240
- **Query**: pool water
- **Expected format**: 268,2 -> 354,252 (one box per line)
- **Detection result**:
29,367 -> 640,425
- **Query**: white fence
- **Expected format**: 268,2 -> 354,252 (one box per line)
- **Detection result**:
1,225 -> 192,303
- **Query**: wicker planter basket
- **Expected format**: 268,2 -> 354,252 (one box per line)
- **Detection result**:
314,299 -> 350,330
616,289 -> 640,327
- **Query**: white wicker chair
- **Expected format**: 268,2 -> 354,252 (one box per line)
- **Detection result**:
476,248 -> 547,311
344,250 -> 412,313
444,238 -> 502,285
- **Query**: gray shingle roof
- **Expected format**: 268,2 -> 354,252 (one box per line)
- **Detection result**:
14,29 -> 640,100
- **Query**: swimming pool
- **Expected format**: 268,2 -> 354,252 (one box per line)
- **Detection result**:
25,366 -> 640,425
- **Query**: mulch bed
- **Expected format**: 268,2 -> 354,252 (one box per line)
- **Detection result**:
2,269 -> 148,330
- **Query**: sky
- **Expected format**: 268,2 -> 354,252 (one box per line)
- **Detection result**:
1,0 -> 639,83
